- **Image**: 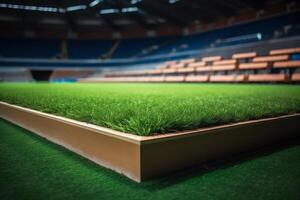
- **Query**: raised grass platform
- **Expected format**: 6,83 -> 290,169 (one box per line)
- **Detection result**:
1,118 -> 299,199
0,83 -> 300,182
1,83 -> 300,136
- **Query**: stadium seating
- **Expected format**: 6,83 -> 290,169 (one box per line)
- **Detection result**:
291,73 -> 300,81
165,76 -> 185,82
67,40 -> 113,59
210,75 -> 246,82
239,62 -> 269,70
0,39 -> 61,58
232,52 -> 257,59
252,55 -> 289,62
1,12 -> 299,60
185,75 -> 209,82
269,47 -> 300,55
273,61 -> 300,68
202,56 -> 222,62
113,37 -> 170,58
248,74 -> 288,82
146,12 -> 300,56
81,47 -> 300,83
0,69 -> 33,82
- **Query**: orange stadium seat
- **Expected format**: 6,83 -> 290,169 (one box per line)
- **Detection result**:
239,62 -> 269,70
177,67 -> 195,73
169,63 -> 186,68
291,73 -> 300,81
134,77 -> 150,82
248,74 -> 288,82
210,75 -> 246,82
211,64 -> 237,71
100,44 -> 300,83
185,75 -> 209,82
196,66 -> 211,72
130,70 -> 149,76
273,61 -> 300,68
123,77 -> 137,82
165,76 -> 185,82
162,68 -> 178,74
232,52 -> 257,59
253,55 -> 289,62
213,59 -> 237,65
188,61 -> 207,68
148,69 -> 163,75
269,47 -> 300,55
149,76 -> 165,82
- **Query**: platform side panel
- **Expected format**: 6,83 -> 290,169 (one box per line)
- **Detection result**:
140,115 -> 300,181
0,103 -> 141,182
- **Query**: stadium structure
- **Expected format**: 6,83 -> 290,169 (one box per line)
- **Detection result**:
0,0 -> 300,199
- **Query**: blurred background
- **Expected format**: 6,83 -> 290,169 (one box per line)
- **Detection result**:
0,0 -> 299,82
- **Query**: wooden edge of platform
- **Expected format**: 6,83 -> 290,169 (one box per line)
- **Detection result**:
140,113 -> 300,143
1,101 -> 299,182
0,101 -> 142,182
1,101 -> 298,143
0,101 -> 143,144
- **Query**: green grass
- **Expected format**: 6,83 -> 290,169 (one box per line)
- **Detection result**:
0,83 -> 300,136
0,119 -> 300,200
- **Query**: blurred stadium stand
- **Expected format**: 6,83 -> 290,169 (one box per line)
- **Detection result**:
0,0 -> 299,82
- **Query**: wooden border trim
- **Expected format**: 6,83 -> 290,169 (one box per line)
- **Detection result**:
1,101 -> 299,182
0,102 -> 142,182
139,113 -> 300,180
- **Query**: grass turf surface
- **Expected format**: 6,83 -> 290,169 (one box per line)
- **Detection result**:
0,83 -> 300,136
0,119 -> 300,200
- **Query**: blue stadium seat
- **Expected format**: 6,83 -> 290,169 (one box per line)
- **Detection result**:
291,54 -> 300,60
67,39 -> 113,59
0,12 -> 299,60
0,39 -> 60,58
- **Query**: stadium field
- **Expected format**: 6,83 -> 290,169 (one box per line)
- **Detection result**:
0,119 -> 300,200
0,83 -> 300,136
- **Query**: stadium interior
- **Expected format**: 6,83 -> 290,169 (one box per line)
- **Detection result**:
0,0 -> 300,199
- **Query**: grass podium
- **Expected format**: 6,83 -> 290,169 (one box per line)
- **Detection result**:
0,83 -> 300,182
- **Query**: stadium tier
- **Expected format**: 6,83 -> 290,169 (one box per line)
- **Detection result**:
79,47 -> 300,83
0,12 -> 299,60
1,1 -> 300,197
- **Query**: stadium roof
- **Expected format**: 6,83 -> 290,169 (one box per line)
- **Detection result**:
0,0 -> 294,31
